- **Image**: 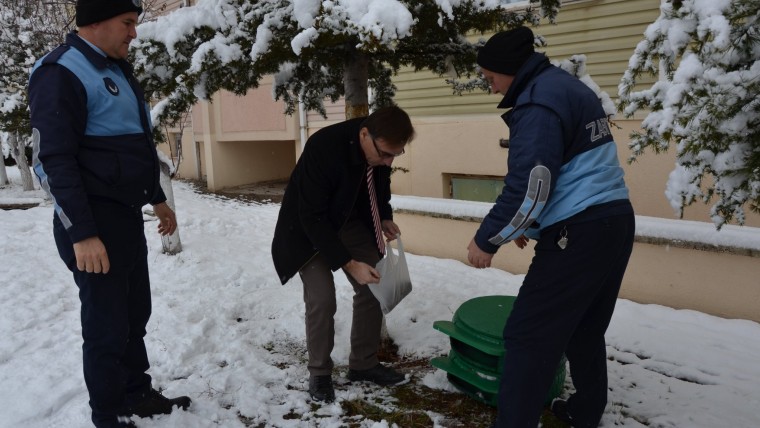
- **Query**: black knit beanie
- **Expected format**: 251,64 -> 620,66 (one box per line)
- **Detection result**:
76,0 -> 143,27
477,27 -> 535,75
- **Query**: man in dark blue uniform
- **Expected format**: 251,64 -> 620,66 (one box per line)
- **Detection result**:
467,27 -> 635,428
29,1 -> 190,426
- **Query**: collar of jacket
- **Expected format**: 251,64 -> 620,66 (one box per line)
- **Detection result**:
346,117 -> 369,167
65,31 -> 134,75
496,52 -> 552,110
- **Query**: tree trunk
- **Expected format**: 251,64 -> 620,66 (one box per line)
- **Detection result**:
159,159 -> 182,255
0,158 -> 9,187
344,50 -> 369,119
344,52 -> 396,357
8,132 -> 35,191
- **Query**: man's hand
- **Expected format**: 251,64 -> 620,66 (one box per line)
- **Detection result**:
467,238 -> 494,269
381,220 -> 400,241
73,236 -> 110,274
343,259 -> 381,285
153,202 -> 177,236
514,235 -> 530,249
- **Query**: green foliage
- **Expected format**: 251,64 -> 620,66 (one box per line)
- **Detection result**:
132,0 -> 561,127
618,0 -> 760,227
0,0 -> 73,137
0,0 -> 166,143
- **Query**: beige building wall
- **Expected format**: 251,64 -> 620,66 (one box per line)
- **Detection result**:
392,211 -> 760,323
387,0 -> 760,321
153,0 -> 194,14
390,115 -> 760,227
189,80 -> 299,191
154,0 -> 299,190
388,0 -> 760,227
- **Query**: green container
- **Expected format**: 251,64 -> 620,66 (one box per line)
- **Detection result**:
431,295 -> 566,407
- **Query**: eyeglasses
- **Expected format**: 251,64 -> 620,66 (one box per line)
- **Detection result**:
371,135 -> 405,159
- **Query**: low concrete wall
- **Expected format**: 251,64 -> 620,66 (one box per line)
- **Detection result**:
392,201 -> 760,323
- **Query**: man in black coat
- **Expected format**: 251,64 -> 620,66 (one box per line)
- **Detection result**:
271,106 -> 415,402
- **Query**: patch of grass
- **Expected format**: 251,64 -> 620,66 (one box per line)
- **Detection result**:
393,379 -> 496,427
255,302 -> 572,427
337,357 -> 571,428
540,408 -> 572,428
342,398 -> 431,427
237,413 -> 266,428
337,357 -> 496,427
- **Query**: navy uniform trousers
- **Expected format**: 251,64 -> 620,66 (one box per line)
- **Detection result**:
496,212 -> 635,428
53,200 -> 152,427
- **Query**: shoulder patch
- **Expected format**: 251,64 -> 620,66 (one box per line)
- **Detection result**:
103,77 -> 120,96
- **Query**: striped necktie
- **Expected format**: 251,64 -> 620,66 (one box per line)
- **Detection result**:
366,165 -> 385,255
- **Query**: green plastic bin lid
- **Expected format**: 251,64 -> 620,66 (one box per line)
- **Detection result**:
432,355 -> 566,407
433,295 -> 516,356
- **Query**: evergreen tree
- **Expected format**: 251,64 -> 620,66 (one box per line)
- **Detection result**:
0,0 -> 182,251
0,0 -> 70,190
0,0 -> 166,149
619,0 -> 760,228
132,0 -> 561,122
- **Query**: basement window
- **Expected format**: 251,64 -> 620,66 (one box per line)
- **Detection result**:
449,174 -> 504,203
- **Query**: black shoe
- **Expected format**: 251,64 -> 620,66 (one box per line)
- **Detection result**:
124,388 -> 191,418
308,375 -> 335,403
94,415 -> 136,428
117,417 -> 137,428
550,399 -> 574,426
347,363 -> 405,386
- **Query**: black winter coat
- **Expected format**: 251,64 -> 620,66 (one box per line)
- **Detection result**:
271,117 -> 393,285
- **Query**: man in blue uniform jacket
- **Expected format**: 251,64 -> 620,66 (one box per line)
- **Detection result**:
29,1 -> 190,426
466,27 -> 635,428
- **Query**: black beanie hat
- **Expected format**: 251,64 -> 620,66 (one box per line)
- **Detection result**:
76,0 -> 143,27
477,26 -> 535,75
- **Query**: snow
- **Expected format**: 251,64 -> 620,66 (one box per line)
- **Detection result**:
136,0 -> 423,63
390,194 -> 760,252
619,0 -> 760,229
1,166 -> 760,428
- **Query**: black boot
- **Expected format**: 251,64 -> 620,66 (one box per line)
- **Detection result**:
550,399 -> 575,426
123,388 -> 191,418
308,375 -> 335,403
93,415 -> 137,428
347,363 -> 405,386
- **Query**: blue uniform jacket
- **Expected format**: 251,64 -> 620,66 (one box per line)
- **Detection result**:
29,32 -> 165,244
474,53 -> 632,254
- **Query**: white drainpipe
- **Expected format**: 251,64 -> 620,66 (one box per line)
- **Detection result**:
298,100 -> 308,151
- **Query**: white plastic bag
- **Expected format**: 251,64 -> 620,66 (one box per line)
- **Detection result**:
369,235 -> 413,314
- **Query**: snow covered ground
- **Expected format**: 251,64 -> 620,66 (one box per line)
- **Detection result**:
1,167 -> 759,428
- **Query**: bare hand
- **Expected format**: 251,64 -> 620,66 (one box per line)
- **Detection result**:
467,238 -> 494,269
381,220 -> 400,241
514,235 -> 530,249
73,236 -> 110,274
343,259 -> 381,285
153,202 -> 177,236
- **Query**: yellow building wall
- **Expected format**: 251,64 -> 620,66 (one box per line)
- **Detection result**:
387,0 -> 760,227
393,0 -> 660,117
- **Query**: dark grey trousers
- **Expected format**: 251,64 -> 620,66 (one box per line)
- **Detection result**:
298,218 -> 383,376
